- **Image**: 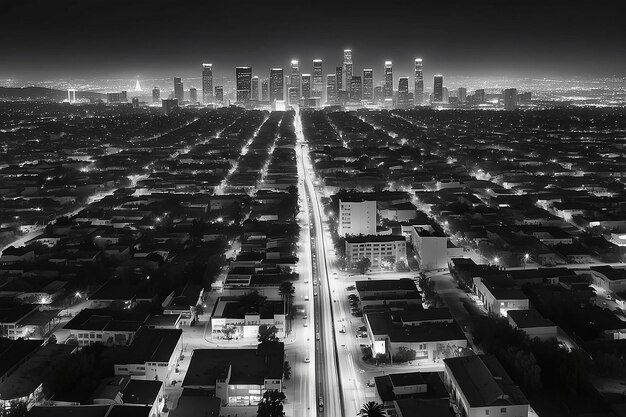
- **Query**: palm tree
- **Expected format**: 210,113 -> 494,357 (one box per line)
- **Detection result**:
358,401 -> 385,417
278,281 -> 295,333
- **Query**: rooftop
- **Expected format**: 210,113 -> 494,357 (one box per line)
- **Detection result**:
356,278 -> 417,293
121,328 -> 182,364
444,355 -> 528,408
507,309 -> 555,329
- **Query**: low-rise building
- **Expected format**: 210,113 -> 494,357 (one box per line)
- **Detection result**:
210,297 -> 285,340
507,309 -> 557,340
365,312 -> 467,361
182,342 -> 284,406
588,266 -> 626,293
91,376 -> 164,417
114,328 -> 182,382
356,279 -> 421,309
64,309 -> 149,346
345,235 -> 407,269
473,275 -> 529,316
443,355 -> 529,417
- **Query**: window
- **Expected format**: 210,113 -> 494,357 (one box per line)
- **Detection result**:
485,411 -> 489,415
500,408 -> 506,413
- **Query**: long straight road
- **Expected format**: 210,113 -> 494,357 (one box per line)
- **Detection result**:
295,110 -> 345,417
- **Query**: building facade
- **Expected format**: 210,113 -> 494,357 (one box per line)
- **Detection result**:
339,199 -> 377,236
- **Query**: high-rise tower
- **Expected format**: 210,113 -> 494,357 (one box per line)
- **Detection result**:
384,61 -> 393,99
343,49 -> 353,91
174,77 -> 184,101
202,63 -> 213,103
433,74 -> 444,102
236,67 -> 252,102
312,59 -> 323,99
269,68 -> 284,103
414,58 -> 424,105
290,60 -> 301,98
363,69 -> 373,101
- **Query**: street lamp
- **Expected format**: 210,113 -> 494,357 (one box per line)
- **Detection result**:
524,253 -> 530,269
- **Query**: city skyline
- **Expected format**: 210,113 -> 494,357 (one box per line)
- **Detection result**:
1,0 -> 625,81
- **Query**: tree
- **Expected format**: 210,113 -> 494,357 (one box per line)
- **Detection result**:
283,361 -> 292,381
278,281 -> 295,332
355,258 -> 371,275
258,324 -> 279,342
358,401 -> 385,417
194,303 -> 205,319
392,346 -> 416,363
0,400 -> 27,417
223,324 -> 237,340
257,390 -> 286,417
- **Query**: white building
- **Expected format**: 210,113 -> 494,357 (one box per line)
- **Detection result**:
211,298 -> 286,340
339,199 -> 377,236
411,225 -> 448,270
473,276 -> 529,317
345,235 -> 406,269
444,355 -> 529,417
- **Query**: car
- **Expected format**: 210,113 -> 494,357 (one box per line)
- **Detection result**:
304,322 -> 308,327
316,332 -> 320,340
314,292 -> 318,296
304,296 -> 309,301
303,315 -> 308,320
304,357 -> 310,363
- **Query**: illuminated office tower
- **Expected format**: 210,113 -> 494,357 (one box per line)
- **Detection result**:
189,87 -> 197,103
301,74 -> 311,98
312,59 -> 323,98
336,66 -> 343,91
349,75 -> 362,101
215,86 -> 224,103
261,78 -> 269,101
174,77 -> 184,101
236,66 -> 252,102
398,77 -> 409,108
288,87 -> 299,106
67,89 -> 76,103
202,63 -> 213,103
384,61 -> 393,99
290,60 -> 300,97
326,74 -> 337,104
474,88 -> 485,103
503,88 -> 518,110
362,69 -> 373,101
152,87 -> 160,104
132,97 -> 140,109
414,58 -> 424,105
458,87 -> 467,103
343,49 -> 353,90
374,85 -> 383,102
433,74 -> 444,102
269,68 -> 284,103
251,76 -> 259,101
442,87 -> 449,103
121,91 -> 127,102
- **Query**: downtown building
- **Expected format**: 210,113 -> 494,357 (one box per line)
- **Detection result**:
343,49 -> 353,91
433,74 -> 444,103
312,59 -> 323,99
174,77 -> 184,101
414,58 -> 424,105
269,68 -> 284,103
363,69 -> 373,101
349,75 -> 362,101
384,61 -> 393,100
236,67 -> 252,103
326,74 -> 337,104
202,63 -> 213,103
397,76 -> 410,108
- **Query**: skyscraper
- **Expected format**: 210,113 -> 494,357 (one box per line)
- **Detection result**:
301,74 -> 311,99
384,61 -> 393,99
458,87 -> 467,103
174,77 -> 184,101
152,87 -> 160,104
433,74 -> 444,102
398,77 -> 409,108
474,89 -> 485,103
363,69 -> 373,101
162,98 -> 179,115
343,49 -> 353,91
290,60 -> 300,98
261,78 -> 269,101
270,68 -> 284,103
215,86 -> 224,103
442,87 -> 449,103
349,75 -> 362,101
336,66 -> 343,91
67,89 -> 76,104
503,88 -> 518,110
189,87 -> 197,103
326,74 -> 337,104
312,59 -> 323,98
288,87 -> 299,106
236,66 -> 252,102
251,76 -> 259,101
202,63 -> 213,103
414,58 -> 424,105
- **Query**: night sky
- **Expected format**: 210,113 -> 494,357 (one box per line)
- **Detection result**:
2,0 -> 624,81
